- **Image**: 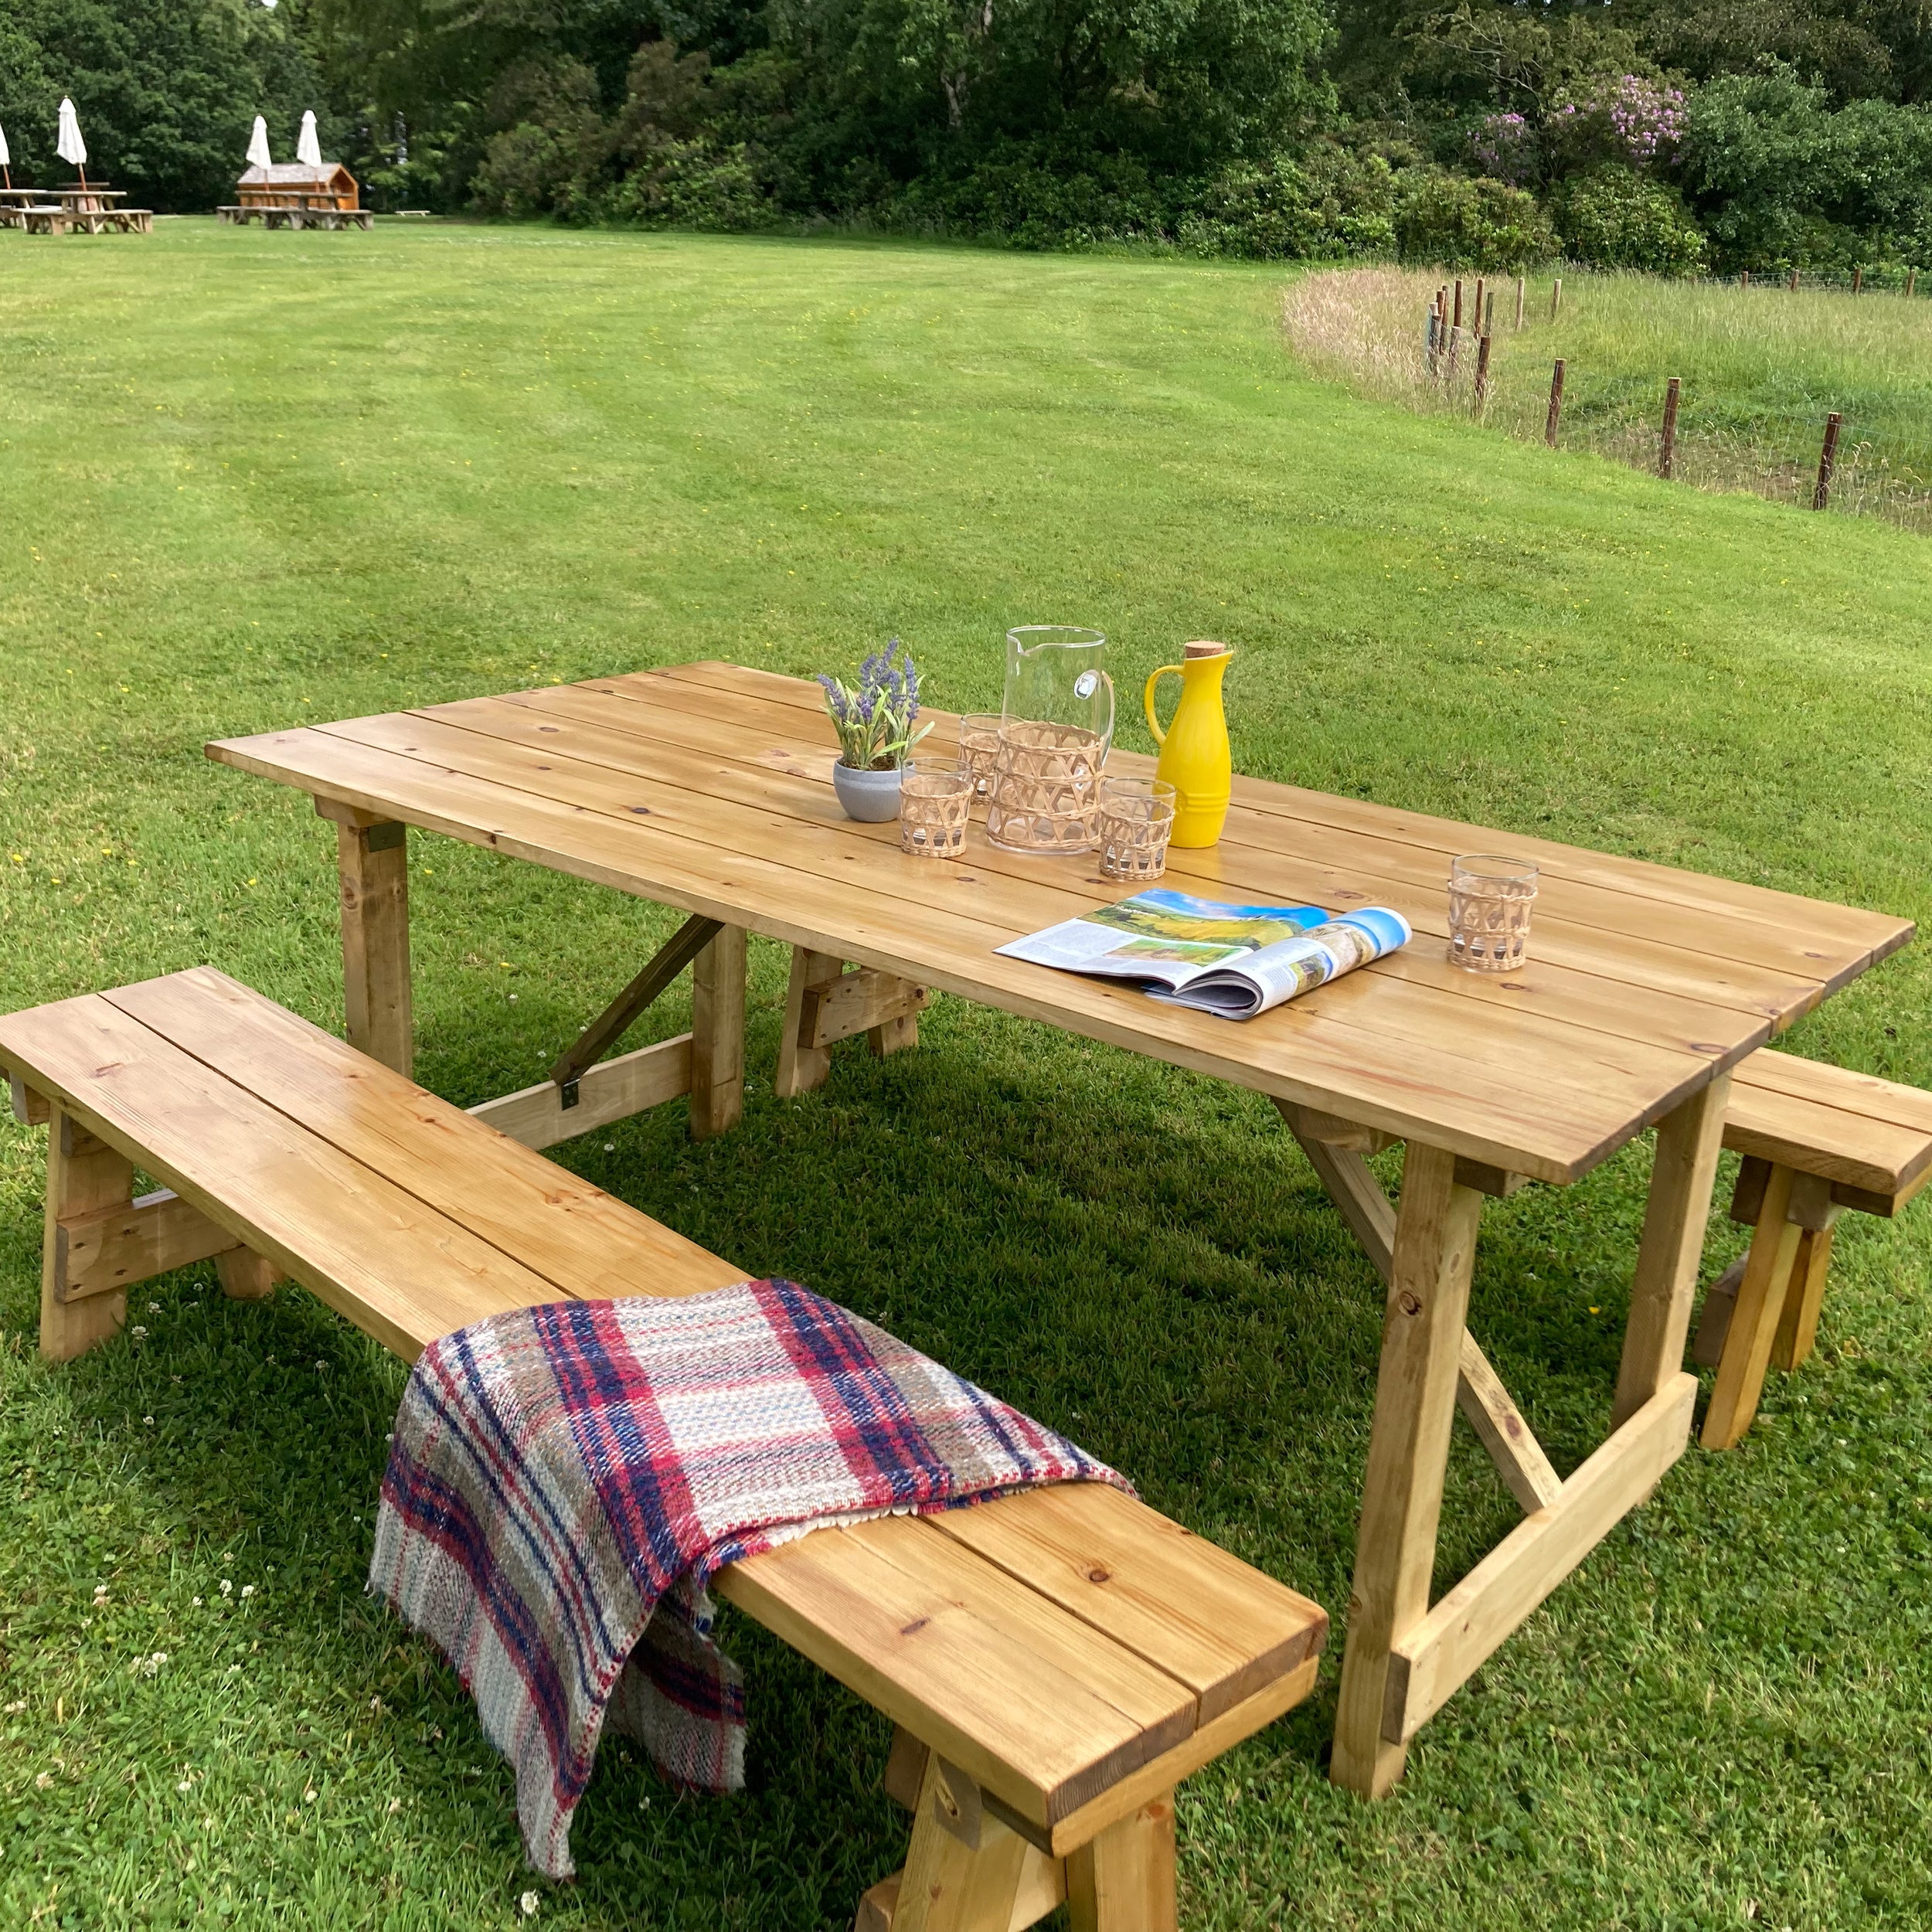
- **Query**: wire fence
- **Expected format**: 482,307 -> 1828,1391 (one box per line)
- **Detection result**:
1281,267 -> 1932,537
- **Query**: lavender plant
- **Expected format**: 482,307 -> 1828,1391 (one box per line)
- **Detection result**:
818,637 -> 933,770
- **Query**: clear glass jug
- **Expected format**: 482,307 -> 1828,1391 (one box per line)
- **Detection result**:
1002,625 -> 1114,756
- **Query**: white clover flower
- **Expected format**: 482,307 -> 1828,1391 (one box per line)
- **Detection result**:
177,1778 -> 192,1793
192,1597 -> 203,1607
131,1326 -> 148,1338
520,1893 -> 539,1917
143,1415 -> 155,1426
219,1580 -> 233,1595
240,1584 -> 255,1599
148,1301 -> 162,1313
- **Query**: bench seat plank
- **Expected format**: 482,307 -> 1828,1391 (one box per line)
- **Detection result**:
0,992 -> 575,1359
1724,1057 -> 1932,1208
931,1481 -> 1325,1725
101,968 -> 744,1301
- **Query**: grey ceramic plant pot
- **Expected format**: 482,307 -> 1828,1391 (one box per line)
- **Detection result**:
832,761 -> 903,822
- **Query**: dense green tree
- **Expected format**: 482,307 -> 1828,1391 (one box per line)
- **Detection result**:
0,0 -> 331,211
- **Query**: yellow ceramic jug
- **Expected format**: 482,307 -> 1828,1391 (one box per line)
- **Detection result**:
1144,643 -> 1233,847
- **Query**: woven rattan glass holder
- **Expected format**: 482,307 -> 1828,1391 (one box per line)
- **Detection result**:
1447,853 -> 1539,972
1097,776 -> 1177,883
899,760 -> 973,859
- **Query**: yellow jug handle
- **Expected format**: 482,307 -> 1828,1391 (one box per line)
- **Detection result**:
1144,665 -> 1185,747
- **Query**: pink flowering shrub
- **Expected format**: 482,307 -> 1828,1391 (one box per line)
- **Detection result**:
1470,112 -> 1536,186
1549,74 -> 1686,174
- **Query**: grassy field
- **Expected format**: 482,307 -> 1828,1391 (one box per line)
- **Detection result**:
1285,265 -> 1932,532
2,217 -> 1931,1930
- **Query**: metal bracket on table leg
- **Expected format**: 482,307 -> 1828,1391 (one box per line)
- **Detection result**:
549,913 -> 723,1103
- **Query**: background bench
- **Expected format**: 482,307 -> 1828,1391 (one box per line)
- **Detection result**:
1694,1049 -> 1932,1447
0,967 -> 1327,1930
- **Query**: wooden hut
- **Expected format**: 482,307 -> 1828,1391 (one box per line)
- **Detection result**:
237,161 -> 358,210
219,162 -> 371,229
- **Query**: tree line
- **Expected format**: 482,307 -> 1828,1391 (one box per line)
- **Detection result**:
2,0 -> 1929,270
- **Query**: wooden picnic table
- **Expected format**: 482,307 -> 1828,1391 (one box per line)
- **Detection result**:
206,659 -> 1912,1797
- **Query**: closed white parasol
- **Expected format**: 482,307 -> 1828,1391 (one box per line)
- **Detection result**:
56,97 -> 86,167
247,115 -> 271,169
0,119 -> 11,191
297,111 -> 321,167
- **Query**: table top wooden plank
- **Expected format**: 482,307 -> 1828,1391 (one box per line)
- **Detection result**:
100,968 -> 747,1305
315,710 -> 1728,1139
208,723 -> 1636,1180
423,686 -> 1796,1049
0,992 -> 570,1360
206,663 -> 1910,1183
584,670 -> 1886,1020
662,660 -> 1910,959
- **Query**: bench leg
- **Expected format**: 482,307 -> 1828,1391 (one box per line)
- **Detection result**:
860,1753 -> 1029,1932
1065,1794 -> 1177,1932
1771,1217 -> 1837,1372
1701,1165 -> 1801,1449
774,948 -> 840,1097
324,804 -> 413,1077
689,923 -> 747,1140
1332,1139 -> 1482,1798
41,1108 -> 133,1362
216,1249 -> 283,1301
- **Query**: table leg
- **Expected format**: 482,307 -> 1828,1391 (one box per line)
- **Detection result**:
1612,1072 -> 1731,1430
689,924 -> 747,1140
319,801 -> 413,1078
1332,1140 -> 1482,1796
41,1108 -> 134,1362
775,948 -> 841,1097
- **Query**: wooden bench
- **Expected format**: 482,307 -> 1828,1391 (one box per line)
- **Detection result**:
1692,1049 -> 1932,1448
22,206 -> 151,235
0,967 -> 1327,1930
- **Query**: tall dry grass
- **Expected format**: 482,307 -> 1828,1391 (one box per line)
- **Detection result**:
1281,266 -> 1932,535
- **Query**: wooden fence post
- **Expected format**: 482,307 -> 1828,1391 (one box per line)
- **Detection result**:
1452,279 -> 1464,328
1740,270 -> 1750,290
1813,411 -> 1842,511
1425,305 -> 1440,376
1446,323 -> 1462,381
1472,276 -> 1485,333
1514,276 -> 1526,328
1910,268 -> 1918,299
1788,267 -> 1799,292
1659,376 -> 1680,479
1484,290 -> 1495,335
1550,277 -> 1562,320
1474,333 -> 1492,411
1545,359 -> 1565,447
1853,266 -> 1863,295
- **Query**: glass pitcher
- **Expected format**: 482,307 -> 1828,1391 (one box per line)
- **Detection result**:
1002,625 -> 1114,756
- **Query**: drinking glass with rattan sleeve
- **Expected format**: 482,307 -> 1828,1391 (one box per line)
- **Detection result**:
957,713 -> 1003,819
1447,854 -> 1539,971
1097,776 -> 1177,883
899,758 -> 974,859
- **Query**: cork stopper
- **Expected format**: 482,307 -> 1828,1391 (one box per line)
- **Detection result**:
1182,640 -> 1233,659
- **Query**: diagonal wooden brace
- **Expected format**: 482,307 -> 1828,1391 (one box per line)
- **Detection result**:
549,913 -> 723,1100
1274,1100 -> 1558,1515
775,948 -> 928,1099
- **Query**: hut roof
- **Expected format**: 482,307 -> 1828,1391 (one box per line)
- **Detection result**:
238,162 -> 353,187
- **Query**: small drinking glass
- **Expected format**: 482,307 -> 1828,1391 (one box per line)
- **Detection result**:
1447,854 -> 1539,972
1097,776 -> 1177,883
899,759 -> 974,859
957,713 -> 1003,818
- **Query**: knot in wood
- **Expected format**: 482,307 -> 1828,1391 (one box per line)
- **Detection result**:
1397,1291 -> 1423,1317
1087,1566 -> 1111,1583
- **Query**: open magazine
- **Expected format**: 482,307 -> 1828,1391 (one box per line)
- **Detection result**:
996,887 -> 1411,1020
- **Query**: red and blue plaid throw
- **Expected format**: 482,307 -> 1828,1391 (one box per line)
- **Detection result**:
368,1278 -> 1127,1878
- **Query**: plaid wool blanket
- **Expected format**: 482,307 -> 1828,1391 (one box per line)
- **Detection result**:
369,1279 -> 1127,1879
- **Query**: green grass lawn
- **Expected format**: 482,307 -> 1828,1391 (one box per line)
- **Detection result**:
2,217 -> 1930,1930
